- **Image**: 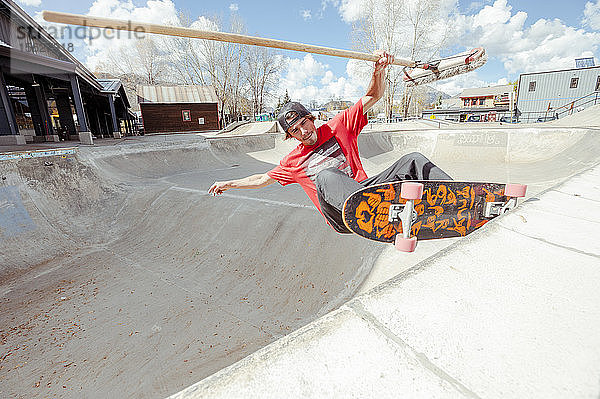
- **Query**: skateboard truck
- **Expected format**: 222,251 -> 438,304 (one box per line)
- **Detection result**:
483,184 -> 528,218
391,182 -> 424,252
484,198 -> 518,218
388,203 -> 418,227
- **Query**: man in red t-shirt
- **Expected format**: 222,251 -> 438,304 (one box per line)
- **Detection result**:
209,51 -> 451,233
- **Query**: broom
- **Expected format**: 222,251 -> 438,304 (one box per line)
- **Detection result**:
42,10 -> 486,86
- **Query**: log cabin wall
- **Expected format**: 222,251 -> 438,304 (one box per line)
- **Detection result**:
140,102 -> 218,134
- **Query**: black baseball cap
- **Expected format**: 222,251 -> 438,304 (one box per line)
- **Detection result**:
277,102 -> 311,133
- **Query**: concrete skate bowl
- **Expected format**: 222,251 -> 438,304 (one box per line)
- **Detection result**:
1,126 -> 599,398
0,135 -> 380,399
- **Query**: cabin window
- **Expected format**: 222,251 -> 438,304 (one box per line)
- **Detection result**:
479,98 -> 485,105
570,77 -> 579,89
182,110 -> 191,121
528,81 -> 536,92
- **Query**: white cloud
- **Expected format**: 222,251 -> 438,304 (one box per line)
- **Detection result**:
301,10 -> 312,20
429,71 -> 510,97
454,0 -> 600,75
16,0 -> 42,6
338,0 -> 365,23
330,0 -> 600,93
307,0 -> 341,19
465,1 -> 491,13
321,70 -> 335,84
189,15 -> 217,31
229,3 -> 239,12
322,0 -> 341,10
583,0 -> 600,30
278,55 -> 368,104
430,72 -> 488,97
75,0 -> 181,71
286,54 -> 326,83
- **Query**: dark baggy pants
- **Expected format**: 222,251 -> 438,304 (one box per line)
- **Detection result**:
315,152 -> 452,233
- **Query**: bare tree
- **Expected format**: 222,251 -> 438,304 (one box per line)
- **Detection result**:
227,14 -> 246,122
137,12 -> 249,126
95,9 -> 287,127
400,0 -> 454,117
351,0 -> 405,119
182,14 -> 248,126
135,38 -> 168,85
244,46 -> 281,118
352,0 -> 456,118
94,36 -> 168,111
166,12 -> 210,85
97,36 -> 166,85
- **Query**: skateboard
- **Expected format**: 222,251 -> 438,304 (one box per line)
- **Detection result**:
342,180 -> 527,252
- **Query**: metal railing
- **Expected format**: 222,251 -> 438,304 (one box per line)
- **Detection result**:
517,91 -> 600,123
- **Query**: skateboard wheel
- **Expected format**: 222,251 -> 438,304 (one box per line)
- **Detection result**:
504,184 -> 527,198
395,236 -> 417,252
400,182 -> 424,200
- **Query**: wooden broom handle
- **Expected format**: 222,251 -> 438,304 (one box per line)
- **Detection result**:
42,11 -> 416,67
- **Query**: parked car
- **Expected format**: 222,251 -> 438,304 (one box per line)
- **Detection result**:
500,116 -> 517,123
466,115 -> 481,122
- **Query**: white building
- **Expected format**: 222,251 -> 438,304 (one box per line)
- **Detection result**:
516,65 -> 600,122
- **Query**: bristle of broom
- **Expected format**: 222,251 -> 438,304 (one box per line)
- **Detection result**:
405,53 -> 488,87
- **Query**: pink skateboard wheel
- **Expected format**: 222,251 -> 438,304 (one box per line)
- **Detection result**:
395,236 -> 417,252
400,182 -> 424,200
504,184 -> 527,198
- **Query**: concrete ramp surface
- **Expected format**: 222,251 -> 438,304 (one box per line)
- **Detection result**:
1,125 -> 599,398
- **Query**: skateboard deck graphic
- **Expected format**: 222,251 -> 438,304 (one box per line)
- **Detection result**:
342,180 -> 525,244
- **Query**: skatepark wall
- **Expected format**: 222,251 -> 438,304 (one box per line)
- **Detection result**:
0,133 -> 381,398
169,161 -> 600,398
0,135 -> 281,279
359,127 -> 600,196
167,128 -> 600,397
4,126 -> 596,279
0,150 -> 127,279
1,124 -> 599,398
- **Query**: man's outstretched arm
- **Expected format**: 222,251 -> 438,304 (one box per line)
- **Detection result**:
209,173 -> 276,195
361,50 -> 394,114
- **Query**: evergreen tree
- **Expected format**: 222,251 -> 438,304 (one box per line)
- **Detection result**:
283,90 -> 291,105
275,90 -> 291,116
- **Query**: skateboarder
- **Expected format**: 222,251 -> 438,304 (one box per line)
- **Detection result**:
209,50 -> 451,233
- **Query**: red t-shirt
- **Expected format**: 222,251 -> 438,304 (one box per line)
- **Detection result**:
267,100 -> 368,215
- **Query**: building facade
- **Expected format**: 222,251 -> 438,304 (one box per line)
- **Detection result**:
422,84 -> 515,122
138,85 -> 219,134
0,0 -> 133,145
516,65 -> 600,121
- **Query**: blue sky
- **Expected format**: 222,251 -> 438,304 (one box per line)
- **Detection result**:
17,0 -> 600,100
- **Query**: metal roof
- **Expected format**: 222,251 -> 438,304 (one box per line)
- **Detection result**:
3,0 -> 102,91
137,85 -> 219,104
519,65 -> 600,77
460,84 -> 513,98
98,79 -> 122,94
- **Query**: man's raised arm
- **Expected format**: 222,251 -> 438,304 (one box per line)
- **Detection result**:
361,50 -> 394,114
209,173 -> 275,196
